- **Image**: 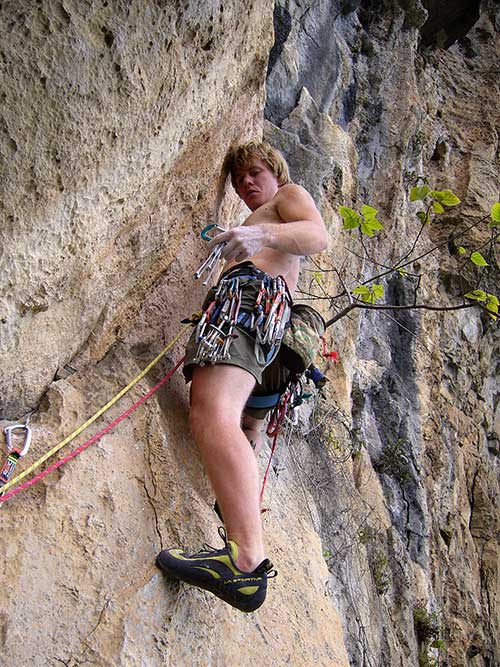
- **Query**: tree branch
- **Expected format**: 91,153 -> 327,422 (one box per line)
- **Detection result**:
325,300 -> 476,328
360,213 -> 491,287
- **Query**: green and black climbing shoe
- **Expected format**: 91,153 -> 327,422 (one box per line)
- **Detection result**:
156,527 -> 276,613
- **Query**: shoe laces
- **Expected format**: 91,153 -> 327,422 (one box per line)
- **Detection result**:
191,542 -> 221,557
218,526 -> 278,578
187,527 -> 232,558
255,558 -> 278,578
218,525 -> 229,543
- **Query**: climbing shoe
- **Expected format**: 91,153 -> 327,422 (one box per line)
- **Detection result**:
156,527 -> 276,613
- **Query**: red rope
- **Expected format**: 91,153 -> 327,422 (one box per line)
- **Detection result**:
0,357 -> 184,505
259,429 -> 280,510
259,391 -> 290,509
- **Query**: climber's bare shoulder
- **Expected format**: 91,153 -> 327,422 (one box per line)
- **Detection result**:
243,183 -> 319,227
239,184 -> 324,291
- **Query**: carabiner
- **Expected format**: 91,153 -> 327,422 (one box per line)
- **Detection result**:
201,223 -> 225,241
4,423 -> 32,457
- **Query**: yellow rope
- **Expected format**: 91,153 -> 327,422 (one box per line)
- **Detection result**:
1,324 -> 192,495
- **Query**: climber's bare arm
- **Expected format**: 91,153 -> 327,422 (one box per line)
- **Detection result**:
208,184 -> 327,291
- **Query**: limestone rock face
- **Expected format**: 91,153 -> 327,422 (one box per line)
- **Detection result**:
1,2 -> 351,666
1,1 -> 499,666
265,0 -> 500,665
1,0 -> 270,418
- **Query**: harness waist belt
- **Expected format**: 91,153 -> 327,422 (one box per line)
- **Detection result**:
220,262 -> 269,282
245,392 -> 281,409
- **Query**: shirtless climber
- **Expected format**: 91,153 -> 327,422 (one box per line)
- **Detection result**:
156,140 -> 327,612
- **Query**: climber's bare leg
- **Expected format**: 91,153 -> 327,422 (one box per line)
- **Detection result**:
189,364 -> 264,572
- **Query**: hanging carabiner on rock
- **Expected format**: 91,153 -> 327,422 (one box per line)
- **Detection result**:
1,418 -> 32,497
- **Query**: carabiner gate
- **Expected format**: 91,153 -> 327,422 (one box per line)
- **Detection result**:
200,223 -> 225,241
4,423 -> 32,457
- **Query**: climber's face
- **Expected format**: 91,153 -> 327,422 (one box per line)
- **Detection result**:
233,159 -> 280,211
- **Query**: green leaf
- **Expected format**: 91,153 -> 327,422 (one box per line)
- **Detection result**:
361,218 -> 384,236
398,267 -> 408,277
470,251 -> 489,267
352,284 -> 384,304
339,206 -> 361,229
367,218 -> 384,230
467,291 -> 498,320
353,285 -> 370,298
486,302 -> 499,316
430,189 -> 461,206
313,271 -> 323,284
486,296 -> 498,319
457,246 -> 467,255
464,290 -> 487,302
361,204 -> 378,220
410,185 -> 430,201
491,202 -> 500,223
417,211 -> 431,224
353,285 -> 374,304
433,201 -> 445,214
490,202 -> 500,228
486,294 -> 499,319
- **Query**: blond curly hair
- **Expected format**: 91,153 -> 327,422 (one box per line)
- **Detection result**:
222,140 -> 291,187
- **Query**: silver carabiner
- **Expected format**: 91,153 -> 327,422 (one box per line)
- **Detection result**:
4,423 -> 32,457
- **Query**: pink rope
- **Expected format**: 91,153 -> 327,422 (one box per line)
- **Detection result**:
259,392 -> 290,510
259,429 -> 280,511
0,357 -> 184,505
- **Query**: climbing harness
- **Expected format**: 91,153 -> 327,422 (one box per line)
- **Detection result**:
194,224 -> 293,366
1,417 -> 32,501
195,267 -> 291,367
0,323 -> 192,502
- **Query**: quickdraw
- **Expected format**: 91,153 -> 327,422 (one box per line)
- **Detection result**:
267,378 -> 303,437
1,417 -> 32,500
194,277 -> 243,365
260,377 -> 303,508
194,223 -> 226,286
253,276 -> 290,356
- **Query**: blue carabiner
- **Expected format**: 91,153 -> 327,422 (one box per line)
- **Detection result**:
201,223 -> 225,241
